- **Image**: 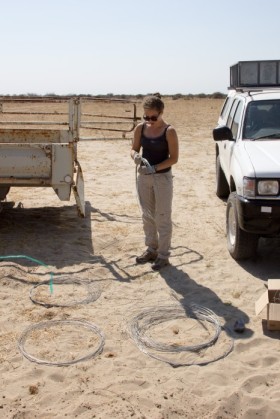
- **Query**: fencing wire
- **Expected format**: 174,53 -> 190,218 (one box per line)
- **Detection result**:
129,303 -> 234,367
29,276 -> 102,308
18,319 -> 105,366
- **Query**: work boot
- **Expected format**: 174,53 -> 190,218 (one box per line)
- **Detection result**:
151,258 -> 169,271
136,250 -> 158,264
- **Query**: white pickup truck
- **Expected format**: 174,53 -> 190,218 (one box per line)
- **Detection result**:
0,96 -> 139,217
213,60 -> 280,260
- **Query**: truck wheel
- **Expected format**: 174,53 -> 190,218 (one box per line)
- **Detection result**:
0,187 -> 10,200
216,155 -> 230,198
226,192 -> 259,260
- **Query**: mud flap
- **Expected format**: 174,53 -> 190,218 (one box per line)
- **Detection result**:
72,160 -> 85,217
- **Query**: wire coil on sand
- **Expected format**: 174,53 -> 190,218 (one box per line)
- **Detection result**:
129,304 -> 234,367
18,319 -> 105,366
29,276 -> 101,308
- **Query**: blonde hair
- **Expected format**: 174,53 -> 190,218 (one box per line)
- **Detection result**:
143,94 -> 164,112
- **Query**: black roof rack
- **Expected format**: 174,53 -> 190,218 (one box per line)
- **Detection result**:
230,60 -> 280,89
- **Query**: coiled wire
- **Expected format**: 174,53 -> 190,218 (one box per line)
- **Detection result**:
18,319 -> 105,366
129,303 -> 234,367
29,276 -> 101,308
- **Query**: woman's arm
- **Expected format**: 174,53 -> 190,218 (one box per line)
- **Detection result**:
130,123 -> 143,159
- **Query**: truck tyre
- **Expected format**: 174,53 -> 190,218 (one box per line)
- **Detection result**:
226,192 -> 259,260
0,187 -> 10,200
216,155 -> 230,198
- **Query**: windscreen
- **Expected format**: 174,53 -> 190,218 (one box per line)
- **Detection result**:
243,100 -> 280,140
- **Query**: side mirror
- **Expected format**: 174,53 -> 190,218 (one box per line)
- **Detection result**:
213,126 -> 233,141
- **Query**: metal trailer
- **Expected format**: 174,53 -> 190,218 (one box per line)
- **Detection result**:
0,96 -> 140,217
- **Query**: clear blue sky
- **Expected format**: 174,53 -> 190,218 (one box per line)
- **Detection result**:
2,0 -> 280,95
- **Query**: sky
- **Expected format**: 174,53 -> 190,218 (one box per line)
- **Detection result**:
1,0 -> 280,96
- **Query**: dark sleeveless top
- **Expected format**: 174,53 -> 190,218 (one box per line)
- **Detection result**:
140,124 -> 171,173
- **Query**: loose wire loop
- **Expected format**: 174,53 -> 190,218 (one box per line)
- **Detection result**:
18,319 -> 105,366
0,254 -> 54,293
29,276 -> 101,308
129,303 -> 234,367
0,255 -> 105,365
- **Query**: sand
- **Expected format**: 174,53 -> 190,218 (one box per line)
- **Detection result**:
1,98 -> 280,418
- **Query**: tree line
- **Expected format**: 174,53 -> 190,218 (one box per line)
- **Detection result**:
0,92 -> 226,100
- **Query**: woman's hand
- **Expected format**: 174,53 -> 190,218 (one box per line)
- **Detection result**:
138,165 -> 156,175
133,151 -> 142,165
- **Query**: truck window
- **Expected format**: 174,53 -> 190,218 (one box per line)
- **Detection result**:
231,102 -> 243,139
244,100 -> 280,138
220,97 -> 231,120
226,99 -> 239,128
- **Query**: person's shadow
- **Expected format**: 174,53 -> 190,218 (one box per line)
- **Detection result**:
159,246 -> 253,339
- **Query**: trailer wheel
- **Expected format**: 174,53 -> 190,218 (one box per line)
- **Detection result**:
216,155 -> 230,198
226,192 -> 258,260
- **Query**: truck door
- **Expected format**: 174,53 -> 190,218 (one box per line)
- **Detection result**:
221,99 -> 243,179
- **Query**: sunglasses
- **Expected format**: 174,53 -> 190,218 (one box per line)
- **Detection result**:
143,114 -> 160,122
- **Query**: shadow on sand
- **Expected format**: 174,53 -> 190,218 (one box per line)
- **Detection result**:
238,237 -> 280,281
159,246 -> 254,340
0,201 -> 149,287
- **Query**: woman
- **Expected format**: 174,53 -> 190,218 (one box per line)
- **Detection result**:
131,94 -> 179,271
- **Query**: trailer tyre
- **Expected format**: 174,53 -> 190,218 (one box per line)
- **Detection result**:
216,155 -> 230,198
226,192 -> 258,260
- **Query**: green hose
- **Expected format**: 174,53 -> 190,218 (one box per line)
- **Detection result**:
0,255 -> 54,294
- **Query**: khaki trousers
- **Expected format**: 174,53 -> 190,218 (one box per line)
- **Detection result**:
137,171 -> 173,259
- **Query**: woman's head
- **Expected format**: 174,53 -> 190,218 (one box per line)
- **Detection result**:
142,94 -> 164,123
143,94 -> 164,113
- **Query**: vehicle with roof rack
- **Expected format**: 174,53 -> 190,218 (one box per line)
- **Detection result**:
213,60 -> 280,260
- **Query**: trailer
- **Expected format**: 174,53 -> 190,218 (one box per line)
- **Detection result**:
0,96 -> 140,217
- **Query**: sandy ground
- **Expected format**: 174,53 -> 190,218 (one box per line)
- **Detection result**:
1,98 -> 280,418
